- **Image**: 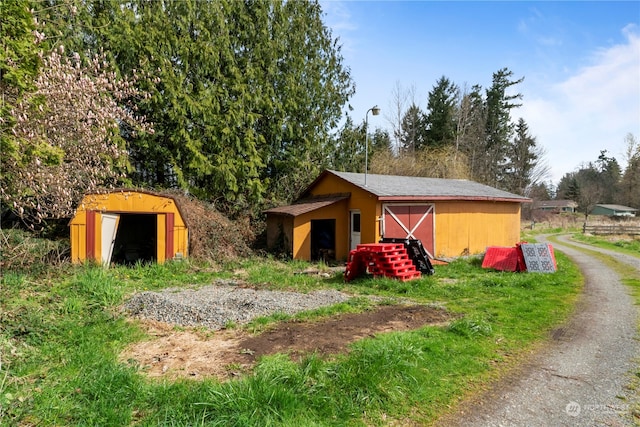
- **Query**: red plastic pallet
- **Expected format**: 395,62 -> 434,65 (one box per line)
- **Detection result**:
345,244 -> 421,282
356,243 -> 404,252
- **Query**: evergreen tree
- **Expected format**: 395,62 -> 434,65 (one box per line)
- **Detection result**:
331,117 -> 364,174
618,133 -> 640,208
556,172 -> 581,201
455,84 -> 486,181
595,150 -> 621,204
398,103 -> 426,154
504,118 -> 538,195
424,76 -> 459,148
36,0 -> 354,214
482,68 -> 523,188
557,164 -> 603,218
0,0 -> 42,164
370,128 -> 393,155
528,182 -> 553,201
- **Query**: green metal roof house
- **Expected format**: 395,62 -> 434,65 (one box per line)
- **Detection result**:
590,204 -> 638,217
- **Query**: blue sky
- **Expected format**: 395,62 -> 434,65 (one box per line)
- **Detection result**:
321,1 -> 640,185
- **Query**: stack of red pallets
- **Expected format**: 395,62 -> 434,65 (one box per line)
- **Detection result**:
344,243 -> 421,282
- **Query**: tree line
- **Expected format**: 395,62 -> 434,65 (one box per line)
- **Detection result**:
551,134 -> 640,216
345,72 -> 550,199
6,0 -> 630,232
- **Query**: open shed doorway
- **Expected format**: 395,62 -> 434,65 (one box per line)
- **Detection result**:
310,219 -> 336,262
111,214 -> 157,265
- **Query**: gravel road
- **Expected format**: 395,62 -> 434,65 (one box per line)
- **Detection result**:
438,235 -> 639,427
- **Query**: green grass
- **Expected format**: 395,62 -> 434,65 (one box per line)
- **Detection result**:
2,239 -> 583,426
570,233 -> 640,257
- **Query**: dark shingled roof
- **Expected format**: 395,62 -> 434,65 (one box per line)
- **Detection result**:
320,170 -> 531,202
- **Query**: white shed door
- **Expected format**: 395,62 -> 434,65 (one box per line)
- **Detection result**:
101,213 -> 120,267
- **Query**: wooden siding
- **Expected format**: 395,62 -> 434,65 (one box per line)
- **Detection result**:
69,191 -> 188,264
308,173 -> 379,254
434,201 -> 522,257
70,210 -> 87,263
291,198 -> 350,260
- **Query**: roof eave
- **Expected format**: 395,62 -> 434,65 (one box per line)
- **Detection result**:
377,195 -> 532,203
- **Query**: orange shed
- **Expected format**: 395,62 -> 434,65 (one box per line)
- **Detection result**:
265,170 -> 531,262
69,190 -> 188,266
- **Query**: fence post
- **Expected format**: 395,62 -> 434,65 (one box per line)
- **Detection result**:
583,222 -> 586,234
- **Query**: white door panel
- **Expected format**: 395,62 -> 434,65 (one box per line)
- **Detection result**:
101,213 -> 120,267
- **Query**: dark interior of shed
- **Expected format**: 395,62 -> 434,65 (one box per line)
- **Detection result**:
310,219 -> 336,262
111,214 -> 157,265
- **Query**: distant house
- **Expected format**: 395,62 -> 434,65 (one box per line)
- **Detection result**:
265,170 -> 531,261
534,200 -> 578,213
590,204 -> 638,217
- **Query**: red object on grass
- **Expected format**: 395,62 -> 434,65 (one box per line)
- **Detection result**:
482,245 -> 526,272
344,243 -> 421,282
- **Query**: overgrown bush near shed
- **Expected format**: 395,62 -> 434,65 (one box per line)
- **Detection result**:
165,192 -> 255,262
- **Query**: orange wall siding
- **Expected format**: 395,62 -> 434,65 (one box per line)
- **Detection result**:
308,175 -> 379,252
354,192 -> 379,246
434,201 -> 521,257
70,219 -> 86,263
293,216 -> 311,260
175,226 -> 188,258
69,191 -> 188,264
291,199 -> 350,260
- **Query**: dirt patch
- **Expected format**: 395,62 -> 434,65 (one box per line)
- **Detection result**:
121,304 -> 454,381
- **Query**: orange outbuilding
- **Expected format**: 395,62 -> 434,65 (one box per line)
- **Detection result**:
265,170 -> 531,262
69,190 -> 188,266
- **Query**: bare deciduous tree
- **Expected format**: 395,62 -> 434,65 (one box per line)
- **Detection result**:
385,81 -> 417,154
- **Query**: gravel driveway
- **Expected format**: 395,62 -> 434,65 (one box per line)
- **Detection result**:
438,235 -> 639,426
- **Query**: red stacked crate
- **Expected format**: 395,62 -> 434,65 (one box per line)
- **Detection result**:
344,243 -> 421,282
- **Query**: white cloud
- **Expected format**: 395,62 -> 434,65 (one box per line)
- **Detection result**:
521,25 -> 640,183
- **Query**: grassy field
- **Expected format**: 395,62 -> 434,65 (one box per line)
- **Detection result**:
1,230 -> 585,426
571,233 -> 640,257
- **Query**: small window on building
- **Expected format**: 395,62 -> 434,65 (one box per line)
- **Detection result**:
352,213 -> 361,232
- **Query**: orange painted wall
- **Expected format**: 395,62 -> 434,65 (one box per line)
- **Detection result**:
69,191 -> 188,264
306,174 -> 379,254
433,201 -> 522,257
292,198 -> 350,260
